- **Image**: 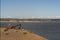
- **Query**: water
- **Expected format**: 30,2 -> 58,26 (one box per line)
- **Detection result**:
0,22 -> 60,40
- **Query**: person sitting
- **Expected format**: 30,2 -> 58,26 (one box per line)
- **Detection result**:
15,23 -> 22,29
7,24 -> 12,29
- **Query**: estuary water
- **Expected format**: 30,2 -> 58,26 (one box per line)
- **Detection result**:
0,22 -> 60,40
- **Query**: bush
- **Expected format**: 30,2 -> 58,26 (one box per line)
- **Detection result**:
23,32 -> 27,35
4,29 -> 8,32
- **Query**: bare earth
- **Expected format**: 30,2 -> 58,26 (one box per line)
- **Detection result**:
0,28 -> 48,40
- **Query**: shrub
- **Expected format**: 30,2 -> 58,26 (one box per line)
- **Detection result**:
23,32 -> 27,35
4,29 -> 8,32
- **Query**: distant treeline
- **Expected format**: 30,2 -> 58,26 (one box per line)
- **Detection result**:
0,18 -> 60,21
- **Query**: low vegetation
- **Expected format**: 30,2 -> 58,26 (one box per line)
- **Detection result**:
23,32 -> 28,35
4,28 -> 8,32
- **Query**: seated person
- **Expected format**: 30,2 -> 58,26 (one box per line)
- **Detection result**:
7,24 -> 12,29
15,23 -> 22,29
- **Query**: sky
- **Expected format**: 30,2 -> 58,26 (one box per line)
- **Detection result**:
1,0 -> 60,19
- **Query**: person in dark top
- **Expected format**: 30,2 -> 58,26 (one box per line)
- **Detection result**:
15,23 -> 22,29
19,24 -> 22,29
11,25 -> 16,29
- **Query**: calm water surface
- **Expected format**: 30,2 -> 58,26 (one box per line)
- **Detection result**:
0,22 -> 60,40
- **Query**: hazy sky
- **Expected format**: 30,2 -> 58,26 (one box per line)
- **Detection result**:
1,0 -> 60,18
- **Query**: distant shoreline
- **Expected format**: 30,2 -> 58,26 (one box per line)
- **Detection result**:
0,21 -> 60,23
0,20 -> 33,22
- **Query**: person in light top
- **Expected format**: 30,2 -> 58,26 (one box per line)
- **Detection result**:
7,24 -> 12,29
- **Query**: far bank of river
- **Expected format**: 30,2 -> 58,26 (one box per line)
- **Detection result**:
0,21 -> 60,23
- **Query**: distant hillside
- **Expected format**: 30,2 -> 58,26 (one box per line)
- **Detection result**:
0,18 -> 60,22
0,18 -> 19,21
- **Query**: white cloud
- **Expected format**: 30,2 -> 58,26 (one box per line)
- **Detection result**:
7,16 -> 12,18
47,16 -> 60,19
56,16 -> 60,18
